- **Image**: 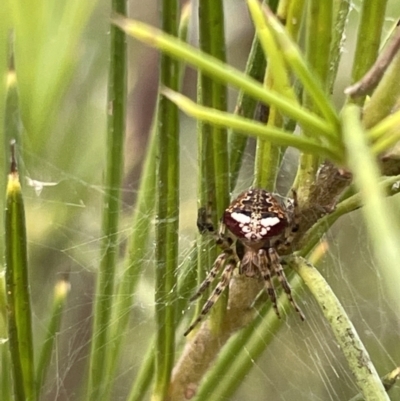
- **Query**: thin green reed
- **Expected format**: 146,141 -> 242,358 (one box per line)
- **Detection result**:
153,0 -> 180,399
86,0 -> 127,398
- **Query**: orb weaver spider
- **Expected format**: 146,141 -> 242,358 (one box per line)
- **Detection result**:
184,188 -> 305,336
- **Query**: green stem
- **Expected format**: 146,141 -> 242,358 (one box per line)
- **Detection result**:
229,0 -> 280,191
113,15 -> 334,138
127,341 -> 155,401
349,367 -> 400,401
103,123 -> 156,399
162,89 -> 342,162
199,0 -> 229,218
152,1 -> 180,400
286,0 -> 305,40
363,38 -> 400,129
249,0 -> 298,189
328,0 -> 351,91
193,275 -> 304,401
0,268 -> 10,399
349,0 -> 388,105
127,244 -> 198,401
260,2 -> 339,133
341,104 -> 400,312
5,143 -> 35,401
294,0 -> 333,201
305,0 -> 332,92
299,173 -> 400,257
292,256 -> 390,401
86,0 -> 126,398
110,7 -> 189,397
368,109 -> 400,141
195,0 -> 230,336
36,277 -> 70,396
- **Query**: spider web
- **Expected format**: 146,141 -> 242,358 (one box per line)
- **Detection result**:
3,2 -> 400,400
17,126 -> 400,401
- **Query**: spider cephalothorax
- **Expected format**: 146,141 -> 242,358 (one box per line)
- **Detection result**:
184,188 -> 304,337
224,189 -> 291,244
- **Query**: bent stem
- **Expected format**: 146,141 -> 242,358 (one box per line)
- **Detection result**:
113,15 -> 335,138
162,89 -> 342,163
291,256 -> 389,401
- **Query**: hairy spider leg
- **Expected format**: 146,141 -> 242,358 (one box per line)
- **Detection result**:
184,255 -> 236,336
189,223 -> 234,302
267,248 -> 305,321
189,250 -> 231,302
258,249 -> 281,319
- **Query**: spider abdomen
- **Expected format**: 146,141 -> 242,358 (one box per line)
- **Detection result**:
223,189 -> 288,242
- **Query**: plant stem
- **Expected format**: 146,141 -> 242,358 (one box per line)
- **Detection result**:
162,89 -> 342,162
113,15 -> 334,137
341,104 -> 400,315
86,0 -> 126,397
193,274 -> 303,401
299,173 -> 400,256
292,256 -> 390,401
249,0 -> 298,189
349,0 -> 388,105
195,0 -> 230,336
294,0 -> 333,200
127,341 -> 155,401
262,3 -> 339,132
36,277 -> 70,397
328,0 -> 351,92
152,1 -> 180,400
5,142 -> 35,401
198,0 -> 229,218
363,29 -> 400,129
128,244 -> 198,401
229,0 -> 279,190
103,124 -> 156,397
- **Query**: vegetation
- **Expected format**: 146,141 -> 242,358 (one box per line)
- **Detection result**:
1,0 -> 400,400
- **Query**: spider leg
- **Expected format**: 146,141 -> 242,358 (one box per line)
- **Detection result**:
190,223 -> 234,301
189,249 -> 232,302
184,256 -> 236,336
268,248 -> 305,321
258,249 -> 281,319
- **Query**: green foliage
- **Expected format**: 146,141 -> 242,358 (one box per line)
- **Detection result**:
1,1 -> 400,401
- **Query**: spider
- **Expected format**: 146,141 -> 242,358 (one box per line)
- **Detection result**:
184,188 -> 305,336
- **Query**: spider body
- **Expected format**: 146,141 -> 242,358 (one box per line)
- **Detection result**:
223,189 -> 289,244
184,188 -> 304,337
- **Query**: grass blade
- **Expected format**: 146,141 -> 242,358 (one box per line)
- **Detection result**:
112,15 -> 334,137
5,141 -> 35,401
162,88 -> 342,162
